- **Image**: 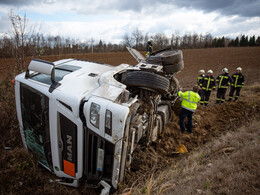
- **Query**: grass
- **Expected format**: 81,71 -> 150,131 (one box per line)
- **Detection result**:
127,120 -> 260,194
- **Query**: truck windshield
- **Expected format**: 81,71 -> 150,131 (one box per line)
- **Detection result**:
20,83 -> 52,169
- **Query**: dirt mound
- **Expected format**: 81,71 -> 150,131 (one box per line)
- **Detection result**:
129,121 -> 260,194
121,85 -> 260,193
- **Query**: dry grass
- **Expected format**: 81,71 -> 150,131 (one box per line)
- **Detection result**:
129,121 -> 260,195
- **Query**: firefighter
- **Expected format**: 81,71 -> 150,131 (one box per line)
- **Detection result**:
197,70 -> 205,87
215,68 -> 232,104
145,38 -> 153,57
228,67 -> 245,102
197,70 -> 205,98
178,85 -> 201,133
200,70 -> 216,106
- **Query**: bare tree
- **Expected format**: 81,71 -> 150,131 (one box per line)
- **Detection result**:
175,31 -> 180,48
9,10 -> 28,73
204,32 -> 213,47
192,33 -> 199,48
198,33 -> 204,48
122,33 -> 132,48
132,28 -> 144,50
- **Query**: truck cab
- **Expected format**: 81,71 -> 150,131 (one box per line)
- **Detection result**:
14,48 -> 183,189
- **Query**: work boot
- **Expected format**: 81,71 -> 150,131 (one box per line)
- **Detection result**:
204,103 -> 208,106
215,100 -> 220,104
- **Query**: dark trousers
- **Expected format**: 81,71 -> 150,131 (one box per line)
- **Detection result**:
201,90 -> 211,106
179,108 -> 194,133
229,86 -> 241,101
198,90 -> 202,97
216,88 -> 227,103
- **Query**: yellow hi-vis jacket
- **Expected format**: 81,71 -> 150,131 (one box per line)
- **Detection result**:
178,90 -> 201,112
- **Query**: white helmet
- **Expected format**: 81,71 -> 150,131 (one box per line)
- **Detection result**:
149,38 -> 154,42
222,68 -> 228,73
199,70 -> 205,74
207,70 -> 213,74
236,67 -> 242,72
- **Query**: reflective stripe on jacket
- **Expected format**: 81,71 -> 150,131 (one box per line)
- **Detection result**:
231,73 -> 245,88
178,90 -> 201,112
201,76 -> 216,91
197,74 -> 204,86
216,73 -> 232,88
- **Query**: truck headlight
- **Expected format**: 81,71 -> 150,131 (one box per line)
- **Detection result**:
105,109 -> 112,135
90,103 -> 100,128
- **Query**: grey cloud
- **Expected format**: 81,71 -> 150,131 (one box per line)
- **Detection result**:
0,0 -> 35,6
0,0 -> 57,6
83,0 -> 260,18
81,0 -> 260,17
1,0 -> 259,18
173,0 -> 260,17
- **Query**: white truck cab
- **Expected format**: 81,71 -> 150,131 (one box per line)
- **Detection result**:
14,48 -> 184,189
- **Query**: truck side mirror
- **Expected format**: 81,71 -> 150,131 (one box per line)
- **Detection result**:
25,59 -> 55,83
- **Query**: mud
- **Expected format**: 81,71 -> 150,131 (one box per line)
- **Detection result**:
121,86 -> 260,192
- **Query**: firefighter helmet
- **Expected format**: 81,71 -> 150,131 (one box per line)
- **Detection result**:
236,67 -> 242,72
222,68 -> 228,73
149,38 -> 154,42
199,70 -> 205,74
207,70 -> 213,74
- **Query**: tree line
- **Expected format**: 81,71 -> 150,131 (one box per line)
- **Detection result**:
1,12 -> 260,61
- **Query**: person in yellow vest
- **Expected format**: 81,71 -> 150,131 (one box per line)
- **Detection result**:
178,85 -> 201,133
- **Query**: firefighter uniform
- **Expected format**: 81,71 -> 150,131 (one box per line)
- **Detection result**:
178,89 -> 201,133
197,73 -> 204,97
146,41 -> 153,56
200,75 -> 216,106
228,73 -> 245,102
216,73 -> 232,104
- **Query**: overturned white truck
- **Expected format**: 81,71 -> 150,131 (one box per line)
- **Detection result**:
14,48 -> 184,189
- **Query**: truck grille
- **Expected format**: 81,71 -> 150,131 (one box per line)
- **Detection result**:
84,129 -> 114,183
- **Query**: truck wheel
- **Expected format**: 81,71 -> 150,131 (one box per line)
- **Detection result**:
147,49 -> 183,66
124,71 -> 170,94
163,60 -> 184,74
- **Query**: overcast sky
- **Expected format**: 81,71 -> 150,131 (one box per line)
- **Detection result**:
0,0 -> 259,43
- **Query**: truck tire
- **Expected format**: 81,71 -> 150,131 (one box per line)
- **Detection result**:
147,49 -> 183,66
146,49 -> 184,74
124,71 -> 170,94
163,61 -> 184,74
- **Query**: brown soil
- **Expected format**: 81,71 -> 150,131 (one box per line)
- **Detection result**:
1,47 -> 260,85
0,47 -> 260,194
121,85 -> 260,193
